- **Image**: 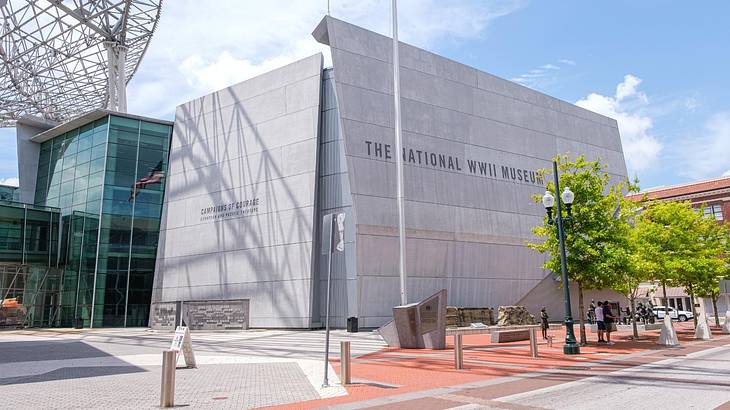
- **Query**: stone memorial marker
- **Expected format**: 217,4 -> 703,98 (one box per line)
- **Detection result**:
378,289 -> 447,349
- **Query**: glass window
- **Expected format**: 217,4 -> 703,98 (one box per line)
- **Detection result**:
76,148 -> 92,165
75,161 -> 91,179
62,155 -> 76,170
89,158 -> 106,174
91,144 -> 106,160
73,189 -> 87,206
88,171 -> 105,188
60,182 -> 74,196
61,168 -> 75,183
110,115 -> 140,132
702,204 -> 723,220
59,193 -> 73,209
78,133 -> 93,152
74,177 -> 88,192
107,143 -> 137,160
87,185 -> 103,202
92,131 -> 108,146
109,129 -> 139,146
46,184 -> 60,199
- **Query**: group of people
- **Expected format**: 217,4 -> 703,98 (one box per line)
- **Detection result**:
539,300 -> 617,345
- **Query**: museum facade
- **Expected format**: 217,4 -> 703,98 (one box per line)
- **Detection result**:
5,16 -> 627,329
149,16 -> 627,329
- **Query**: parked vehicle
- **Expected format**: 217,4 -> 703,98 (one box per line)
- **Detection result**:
652,306 -> 693,321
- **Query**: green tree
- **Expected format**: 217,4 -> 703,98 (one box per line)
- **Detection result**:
688,218 -> 730,326
529,155 -> 629,345
609,189 -> 647,339
633,200 -> 709,321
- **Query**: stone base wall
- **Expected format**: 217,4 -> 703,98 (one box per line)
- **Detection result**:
149,300 -> 250,330
183,300 -> 250,330
149,302 -> 178,330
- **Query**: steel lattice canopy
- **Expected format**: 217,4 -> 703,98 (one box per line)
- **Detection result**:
0,0 -> 163,128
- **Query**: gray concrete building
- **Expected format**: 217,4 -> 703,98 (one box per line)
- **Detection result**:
150,16 -> 628,329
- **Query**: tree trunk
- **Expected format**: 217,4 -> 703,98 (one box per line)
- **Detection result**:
662,280 -> 669,313
578,282 -> 587,345
712,293 -> 720,327
688,283 -> 698,327
630,295 -> 639,339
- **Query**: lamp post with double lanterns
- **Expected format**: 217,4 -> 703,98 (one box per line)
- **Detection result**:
542,161 -> 580,355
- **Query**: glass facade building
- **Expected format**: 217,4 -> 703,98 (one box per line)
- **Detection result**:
0,201 -> 61,327
31,114 -> 172,327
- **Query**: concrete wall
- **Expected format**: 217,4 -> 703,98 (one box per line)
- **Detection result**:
152,54 -> 323,328
314,16 -> 628,328
314,69 -> 358,328
16,118 -> 56,204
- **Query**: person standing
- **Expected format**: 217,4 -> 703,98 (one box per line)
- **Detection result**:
595,301 -> 605,343
588,300 -> 596,324
540,307 -> 549,340
603,300 -> 615,345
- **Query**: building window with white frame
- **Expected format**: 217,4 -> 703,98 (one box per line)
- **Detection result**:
702,204 -> 723,220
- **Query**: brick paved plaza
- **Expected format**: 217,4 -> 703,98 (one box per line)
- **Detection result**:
1,323 -> 729,409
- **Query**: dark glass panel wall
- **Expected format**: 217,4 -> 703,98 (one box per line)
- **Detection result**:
0,202 -> 59,265
34,114 -> 171,328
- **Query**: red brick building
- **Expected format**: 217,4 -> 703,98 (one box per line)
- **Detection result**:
627,175 -> 730,222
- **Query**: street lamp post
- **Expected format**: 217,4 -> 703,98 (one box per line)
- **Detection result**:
542,161 -> 580,355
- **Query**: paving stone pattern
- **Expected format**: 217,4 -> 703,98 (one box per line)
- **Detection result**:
0,363 -> 319,409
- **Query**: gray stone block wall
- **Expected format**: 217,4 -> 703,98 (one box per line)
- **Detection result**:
184,300 -> 250,330
150,302 -> 178,330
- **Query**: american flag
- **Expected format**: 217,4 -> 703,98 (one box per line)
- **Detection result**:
130,161 -> 164,201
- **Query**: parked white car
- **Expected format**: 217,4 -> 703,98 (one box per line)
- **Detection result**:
652,306 -> 693,322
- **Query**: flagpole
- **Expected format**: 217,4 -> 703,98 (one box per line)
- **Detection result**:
392,0 -> 407,305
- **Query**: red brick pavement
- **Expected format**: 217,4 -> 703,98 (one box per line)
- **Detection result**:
268,322 -> 730,409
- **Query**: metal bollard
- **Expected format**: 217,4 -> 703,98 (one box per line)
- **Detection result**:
454,334 -> 464,369
340,341 -> 351,385
529,328 -> 538,358
160,350 -> 176,408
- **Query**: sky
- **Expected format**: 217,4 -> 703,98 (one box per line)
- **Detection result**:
1,0 -> 729,190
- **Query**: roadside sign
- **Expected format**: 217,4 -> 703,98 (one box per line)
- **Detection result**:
170,326 -> 196,368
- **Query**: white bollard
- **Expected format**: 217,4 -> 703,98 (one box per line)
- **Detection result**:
694,313 -> 712,340
657,314 -> 679,347
723,311 -> 730,334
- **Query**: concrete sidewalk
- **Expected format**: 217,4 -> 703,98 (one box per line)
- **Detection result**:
0,328 -> 385,409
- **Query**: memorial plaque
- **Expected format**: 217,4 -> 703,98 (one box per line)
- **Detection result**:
419,299 -> 439,334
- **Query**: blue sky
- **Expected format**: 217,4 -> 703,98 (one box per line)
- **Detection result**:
2,0 -> 728,189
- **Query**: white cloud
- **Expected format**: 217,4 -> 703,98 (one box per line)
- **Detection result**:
0,177 -> 19,187
674,112 -> 730,179
540,64 -> 559,70
510,59 -> 574,89
126,0 -> 525,120
576,75 -> 662,174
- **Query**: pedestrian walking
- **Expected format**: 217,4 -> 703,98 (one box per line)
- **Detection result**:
595,301 -> 605,343
603,300 -> 615,345
540,307 -> 549,340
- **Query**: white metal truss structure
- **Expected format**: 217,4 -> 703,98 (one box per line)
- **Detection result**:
0,0 -> 163,127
